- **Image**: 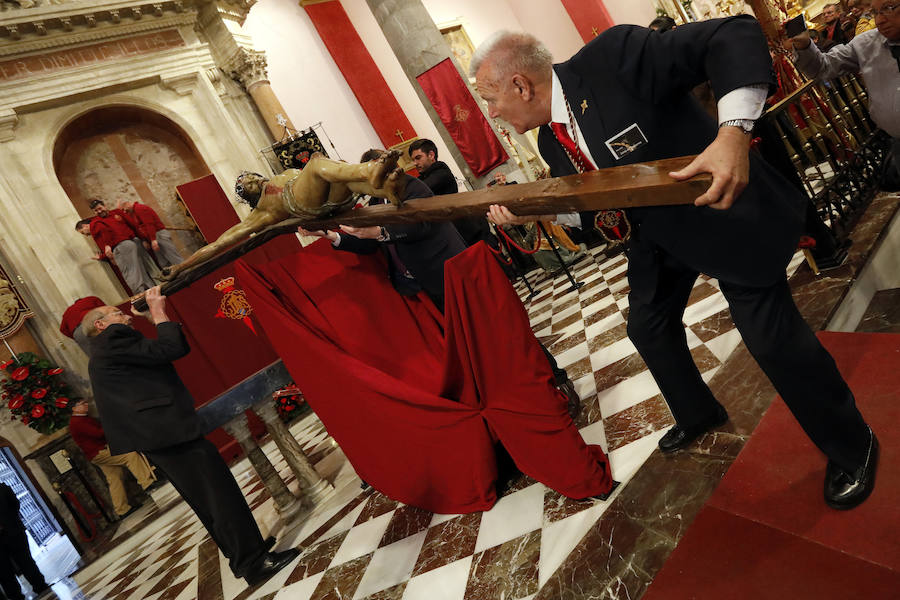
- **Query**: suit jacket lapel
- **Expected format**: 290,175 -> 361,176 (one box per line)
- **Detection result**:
553,62 -> 607,165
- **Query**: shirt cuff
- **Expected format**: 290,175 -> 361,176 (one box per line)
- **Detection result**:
332,233 -> 341,247
553,213 -> 582,228
717,85 -> 769,124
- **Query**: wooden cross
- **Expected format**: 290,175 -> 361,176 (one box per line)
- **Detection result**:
131,156 -> 709,311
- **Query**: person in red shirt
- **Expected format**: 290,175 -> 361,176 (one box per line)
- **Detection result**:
68,399 -> 157,517
85,199 -> 157,294
116,200 -> 185,268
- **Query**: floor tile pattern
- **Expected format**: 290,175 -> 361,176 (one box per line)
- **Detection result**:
61,242 -> 806,600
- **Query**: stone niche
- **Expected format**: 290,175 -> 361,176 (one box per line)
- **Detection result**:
54,105 -> 208,263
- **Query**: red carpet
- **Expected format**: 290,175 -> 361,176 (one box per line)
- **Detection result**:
644,332 -> 900,599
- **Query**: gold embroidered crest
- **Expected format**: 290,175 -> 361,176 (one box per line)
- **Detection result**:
214,276 -> 256,333
453,104 -> 470,122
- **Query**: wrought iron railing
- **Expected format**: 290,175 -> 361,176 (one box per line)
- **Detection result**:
759,73 -> 890,241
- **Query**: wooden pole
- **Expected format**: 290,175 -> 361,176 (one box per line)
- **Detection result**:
130,155 -> 707,311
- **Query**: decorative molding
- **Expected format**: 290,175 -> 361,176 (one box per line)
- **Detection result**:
159,70 -> 199,95
0,1 -> 200,45
0,108 -> 17,142
228,46 -> 267,90
0,12 -> 197,57
0,261 -> 34,340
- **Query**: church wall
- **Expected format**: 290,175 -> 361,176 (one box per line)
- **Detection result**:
242,1 -> 657,186
602,0 -> 658,28
242,1 -> 386,164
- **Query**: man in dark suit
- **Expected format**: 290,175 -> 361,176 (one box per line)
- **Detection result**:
82,287 -> 298,584
472,18 -> 877,509
302,148 -> 468,313
409,138 -> 497,249
0,482 -> 49,600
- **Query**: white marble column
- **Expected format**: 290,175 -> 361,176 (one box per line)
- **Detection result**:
253,400 -> 334,505
221,413 -> 304,521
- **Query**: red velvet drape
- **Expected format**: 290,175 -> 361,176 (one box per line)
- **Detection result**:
416,58 -> 508,177
236,241 -> 612,513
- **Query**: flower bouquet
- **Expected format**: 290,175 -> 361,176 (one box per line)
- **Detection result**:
273,384 -> 305,422
1,352 -> 78,434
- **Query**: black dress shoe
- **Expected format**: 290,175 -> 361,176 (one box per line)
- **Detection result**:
589,480 -> 621,501
556,378 -> 581,419
244,548 -> 300,586
658,405 -> 728,454
824,429 -> 878,510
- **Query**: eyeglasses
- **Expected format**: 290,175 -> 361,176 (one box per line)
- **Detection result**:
875,4 -> 900,16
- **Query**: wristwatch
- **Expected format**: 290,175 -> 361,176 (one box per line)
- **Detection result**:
377,226 -> 390,242
720,119 -> 755,134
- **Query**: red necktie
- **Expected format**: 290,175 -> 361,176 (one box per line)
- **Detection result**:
550,123 -> 630,241
550,122 -> 596,171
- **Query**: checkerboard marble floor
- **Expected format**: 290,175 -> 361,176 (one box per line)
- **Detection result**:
52,243 -> 806,600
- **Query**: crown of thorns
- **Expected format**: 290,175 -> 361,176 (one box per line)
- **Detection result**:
235,171 -> 266,208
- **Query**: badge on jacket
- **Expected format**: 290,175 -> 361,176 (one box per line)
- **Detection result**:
605,124 -> 648,160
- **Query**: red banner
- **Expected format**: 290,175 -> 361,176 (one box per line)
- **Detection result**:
560,0 -> 614,43
416,59 -> 508,177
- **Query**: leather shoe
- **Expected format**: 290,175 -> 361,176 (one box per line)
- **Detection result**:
556,378 -> 581,419
824,428 -> 878,510
244,548 -> 300,586
658,405 -> 728,453
588,480 -> 621,501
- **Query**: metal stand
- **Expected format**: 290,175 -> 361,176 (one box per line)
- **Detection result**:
536,222 -> 583,293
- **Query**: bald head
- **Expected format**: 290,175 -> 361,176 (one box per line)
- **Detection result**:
472,31 -> 554,134
81,305 -> 132,337
470,31 -> 553,83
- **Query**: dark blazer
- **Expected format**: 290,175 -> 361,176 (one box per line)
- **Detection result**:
0,483 -> 22,533
538,16 -> 805,297
418,160 -> 458,196
88,322 -> 202,454
336,175 -> 467,302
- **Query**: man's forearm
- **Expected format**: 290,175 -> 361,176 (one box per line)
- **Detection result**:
793,41 -> 860,81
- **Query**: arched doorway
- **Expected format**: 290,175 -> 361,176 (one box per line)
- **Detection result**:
53,106 -> 207,292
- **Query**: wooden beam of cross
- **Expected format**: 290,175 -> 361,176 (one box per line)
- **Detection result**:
130,155 -> 708,311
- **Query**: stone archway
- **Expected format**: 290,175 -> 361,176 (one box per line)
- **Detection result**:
53,105 -> 208,260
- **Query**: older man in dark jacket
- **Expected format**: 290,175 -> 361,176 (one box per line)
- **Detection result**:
474,18 -> 876,509
83,287 -> 298,585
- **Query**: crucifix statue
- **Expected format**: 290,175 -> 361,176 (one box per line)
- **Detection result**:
132,153 -> 709,310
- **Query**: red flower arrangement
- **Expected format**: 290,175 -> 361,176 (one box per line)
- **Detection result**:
273,384 -> 305,422
2,352 -> 79,435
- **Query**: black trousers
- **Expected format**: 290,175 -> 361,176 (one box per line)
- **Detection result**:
0,527 -> 47,600
146,438 -> 266,577
626,252 -> 870,473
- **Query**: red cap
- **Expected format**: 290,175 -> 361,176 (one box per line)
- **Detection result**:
60,296 -> 106,338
